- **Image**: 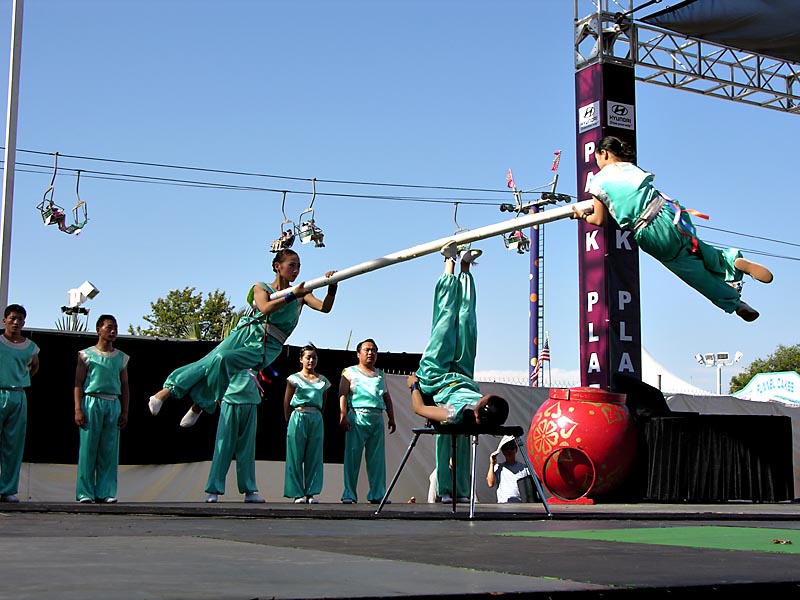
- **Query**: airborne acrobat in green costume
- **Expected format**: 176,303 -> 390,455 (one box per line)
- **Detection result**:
576,136 -> 773,322
147,249 -> 338,427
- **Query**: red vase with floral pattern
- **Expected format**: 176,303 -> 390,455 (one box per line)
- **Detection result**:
526,387 -> 637,500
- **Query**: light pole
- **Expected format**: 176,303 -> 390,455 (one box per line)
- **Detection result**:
694,351 -> 743,395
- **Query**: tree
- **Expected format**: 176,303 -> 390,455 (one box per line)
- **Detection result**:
129,287 -> 237,341
185,308 -> 249,341
729,343 -> 800,393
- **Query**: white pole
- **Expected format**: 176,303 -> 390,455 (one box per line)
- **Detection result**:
270,199 -> 593,299
0,0 -> 24,309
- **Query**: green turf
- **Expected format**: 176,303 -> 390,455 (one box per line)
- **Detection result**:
501,526 -> 800,554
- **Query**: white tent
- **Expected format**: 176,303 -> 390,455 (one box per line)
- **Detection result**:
642,346 -> 712,396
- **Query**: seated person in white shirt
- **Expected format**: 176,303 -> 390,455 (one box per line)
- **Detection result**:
486,436 -> 535,503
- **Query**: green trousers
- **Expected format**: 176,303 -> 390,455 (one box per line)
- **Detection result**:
435,434 -> 470,498
341,409 -> 386,502
284,410 -> 324,498
165,325 -> 281,414
76,396 -> 121,501
0,390 -> 26,496
205,403 -> 258,495
636,208 -> 743,313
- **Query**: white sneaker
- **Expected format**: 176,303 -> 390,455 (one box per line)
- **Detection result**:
148,396 -> 163,416
294,497 -> 307,504
460,249 -> 482,264
101,497 -> 118,504
205,494 -> 218,503
306,496 -> 319,504
180,408 -> 201,428
77,497 -> 93,504
244,493 -> 265,503
1,494 -> 19,503
456,496 -> 470,504
441,495 -> 453,504
440,241 -> 459,259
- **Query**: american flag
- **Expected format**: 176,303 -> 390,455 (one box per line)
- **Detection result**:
530,335 -> 550,387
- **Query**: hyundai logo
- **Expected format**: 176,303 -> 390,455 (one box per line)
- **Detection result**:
583,106 -> 596,118
611,104 -> 628,116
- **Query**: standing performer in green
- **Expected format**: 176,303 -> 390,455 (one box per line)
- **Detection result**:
0,305 -> 40,503
339,339 -> 396,504
575,135 -> 773,321
434,435 -> 470,504
148,249 -> 338,426
283,344 -> 330,504
74,314 -> 129,504
204,369 -> 266,504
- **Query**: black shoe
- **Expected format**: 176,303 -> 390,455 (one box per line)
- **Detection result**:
736,301 -> 759,322
369,499 -> 390,504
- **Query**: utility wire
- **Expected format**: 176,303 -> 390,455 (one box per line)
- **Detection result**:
11,147 -> 511,195
699,225 -> 800,249
704,241 -> 800,263
8,147 -> 799,260
3,159 -> 509,206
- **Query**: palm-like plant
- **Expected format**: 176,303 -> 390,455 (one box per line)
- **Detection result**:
55,314 -> 88,332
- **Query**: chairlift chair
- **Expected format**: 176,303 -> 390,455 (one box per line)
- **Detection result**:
452,202 -> 470,252
297,217 -> 325,247
296,178 -> 325,248
63,170 -> 89,235
37,152 -> 66,227
271,191 -> 297,252
503,229 -> 530,254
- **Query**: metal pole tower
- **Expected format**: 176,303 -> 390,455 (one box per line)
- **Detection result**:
1,0 -> 24,309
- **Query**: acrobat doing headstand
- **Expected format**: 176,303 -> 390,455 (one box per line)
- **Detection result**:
407,241 -> 508,428
574,136 -> 773,322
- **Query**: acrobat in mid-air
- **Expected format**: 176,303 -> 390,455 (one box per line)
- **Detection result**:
574,135 -> 773,322
147,248 -> 338,427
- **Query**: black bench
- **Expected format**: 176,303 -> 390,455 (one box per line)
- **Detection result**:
374,423 -> 552,518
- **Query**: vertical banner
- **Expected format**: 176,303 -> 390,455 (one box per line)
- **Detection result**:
574,62 -> 642,389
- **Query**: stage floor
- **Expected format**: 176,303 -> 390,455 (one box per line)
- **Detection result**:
1,501 -> 798,599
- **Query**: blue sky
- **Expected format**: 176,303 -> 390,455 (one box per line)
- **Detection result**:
1,0 -> 796,394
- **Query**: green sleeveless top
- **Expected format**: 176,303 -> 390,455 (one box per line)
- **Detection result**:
247,281 -> 302,340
